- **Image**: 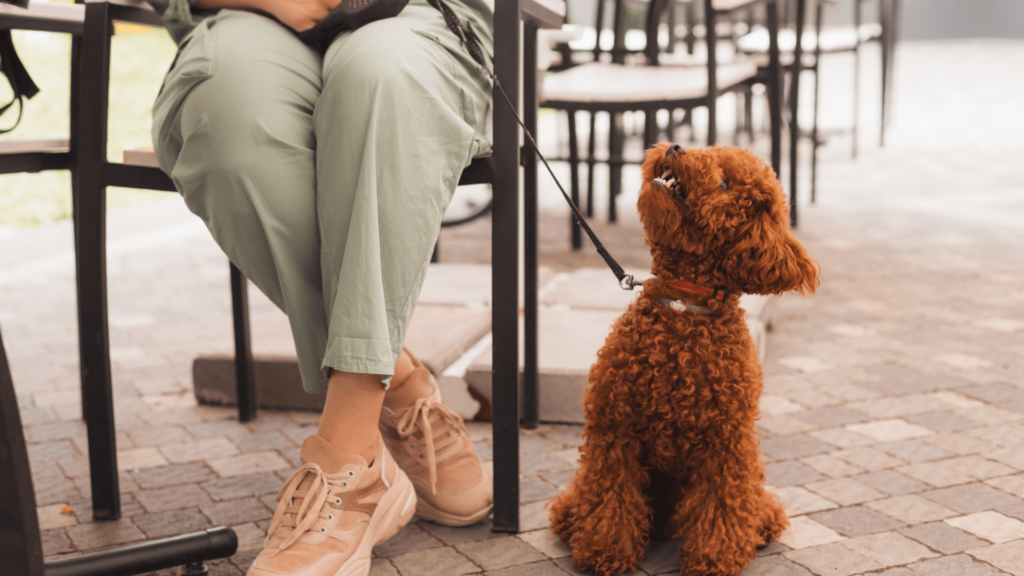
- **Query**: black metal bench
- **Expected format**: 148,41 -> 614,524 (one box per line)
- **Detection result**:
0,0 -> 562,533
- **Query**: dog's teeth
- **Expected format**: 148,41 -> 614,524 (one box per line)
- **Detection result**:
661,171 -> 672,179
666,179 -> 676,186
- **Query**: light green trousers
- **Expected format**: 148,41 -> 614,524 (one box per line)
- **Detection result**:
152,3 -> 492,393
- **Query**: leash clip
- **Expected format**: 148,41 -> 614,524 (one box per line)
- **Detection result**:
619,275 -> 637,291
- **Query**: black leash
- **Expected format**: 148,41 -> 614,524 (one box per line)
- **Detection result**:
427,0 -> 639,291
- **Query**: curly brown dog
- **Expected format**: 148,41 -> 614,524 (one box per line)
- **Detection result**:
549,143 -> 819,576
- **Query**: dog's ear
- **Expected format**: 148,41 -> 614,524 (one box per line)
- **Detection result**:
726,221 -> 820,296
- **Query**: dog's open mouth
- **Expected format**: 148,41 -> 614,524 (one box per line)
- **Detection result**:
652,169 -> 686,200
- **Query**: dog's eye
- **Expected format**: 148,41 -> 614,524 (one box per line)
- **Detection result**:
719,180 -> 730,191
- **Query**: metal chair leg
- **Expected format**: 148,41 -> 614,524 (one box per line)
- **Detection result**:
568,110 -> 582,250
585,111 -> 597,218
76,0 -> 119,521
230,263 -> 256,423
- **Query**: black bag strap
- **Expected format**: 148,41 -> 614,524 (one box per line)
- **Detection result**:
427,0 -> 639,290
0,29 -> 40,134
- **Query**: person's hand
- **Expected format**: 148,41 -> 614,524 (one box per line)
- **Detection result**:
260,0 -> 341,32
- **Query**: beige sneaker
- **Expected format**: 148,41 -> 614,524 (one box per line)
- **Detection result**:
247,433 -> 416,576
379,349 -> 493,526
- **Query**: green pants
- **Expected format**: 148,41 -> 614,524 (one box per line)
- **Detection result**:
152,3 -> 492,393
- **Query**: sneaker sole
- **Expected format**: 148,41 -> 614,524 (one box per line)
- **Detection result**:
415,496 -> 492,527
335,467 -> 416,576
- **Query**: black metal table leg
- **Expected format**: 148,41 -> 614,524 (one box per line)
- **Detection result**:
491,0 -> 521,533
767,0 -> 783,183
567,109 -> 582,251
230,263 -> 256,422
789,0 -> 806,227
75,0 -> 119,521
704,0 -> 717,145
522,21 -> 539,431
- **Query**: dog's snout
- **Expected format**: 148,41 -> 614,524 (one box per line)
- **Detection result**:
665,144 -> 684,159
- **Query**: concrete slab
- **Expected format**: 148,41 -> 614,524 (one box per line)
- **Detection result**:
540,267 -> 650,310
465,308 -> 620,423
417,263 -> 555,307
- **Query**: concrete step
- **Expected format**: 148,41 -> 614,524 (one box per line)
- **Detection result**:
191,263 -> 529,411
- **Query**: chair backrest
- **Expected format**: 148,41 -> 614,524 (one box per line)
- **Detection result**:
0,329 -> 45,576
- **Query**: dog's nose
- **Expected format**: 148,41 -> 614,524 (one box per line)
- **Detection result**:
665,144 -> 684,158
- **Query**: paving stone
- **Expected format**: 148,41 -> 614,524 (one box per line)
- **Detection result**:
943,456 -> 1019,480
800,454 -> 865,478
808,428 -> 876,449
900,521 -> 992,554
908,553 -> 1011,576
521,500 -> 551,531
41,528 -> 74,557
517,529 -> 571,559
967,540 -> 1024,576
133,507 -> 211,538
925,432 -> 999,456
28,421 -> 88,443
757,540 -> 790,556
520,452 -> 574,476
833,447 -> 907,472
997,504 -> 1024,522
485,560 -> 568,576
230,548 -> 260,573
521,477 -> 558,503
898,461 -> 976,488
372,523 -> 443,558
760,434 -> 835,460
116,448 -> 169,471
187,420 -> 247,441
457,535 -> 547,571
783,542 -> 883,576
985,448 -> 1024,472
810,506 -> 906,537
962,385 -> 1024,414
231,522 -> 267,552
876,439 -> 954,463
419,518 -> 504,546
765,461 -> 825,487
854,470 -> 929,496
946,511 -> 1024,544
37,503 -> 79,530
737,553 -> 806,573
199,472 -> 283,502
200,498 -> 272,526
841,530 -> 939,568
792,407 -> 873,428
777,516 -> 844,549
390,545 -> 480,576
866,495 -> 957,525
70,494 -> 146,522
369,558 -> 401,576
134,483 -> 213,513
66,519 -> 146,550
207,451 -> 291,478
757,414 -> 819,436
805,478 -> 886,506
636,539 -> 680,575
132,462 -> 215,489
29,440 -> 80,463
228,430 -> 296,454
865,569 -> 918,576
159,437 -> 239,464
905,411 -> 979,432
847,419 -> 935,442
771,486 -> 838,516
923,484 -> 1023,514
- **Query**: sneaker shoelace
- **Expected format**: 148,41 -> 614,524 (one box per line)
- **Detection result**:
265,463 -> 337,556
394,397 -> 466,494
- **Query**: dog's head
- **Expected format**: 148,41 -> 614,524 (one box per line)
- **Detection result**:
637,143 -> 819,296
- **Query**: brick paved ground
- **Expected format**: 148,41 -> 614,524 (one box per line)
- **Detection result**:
3,40 -> 1024,575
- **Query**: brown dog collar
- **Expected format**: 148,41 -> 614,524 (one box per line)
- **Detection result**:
668,280 -> 729,301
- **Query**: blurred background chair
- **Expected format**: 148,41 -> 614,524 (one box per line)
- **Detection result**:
540,0 -> 783,248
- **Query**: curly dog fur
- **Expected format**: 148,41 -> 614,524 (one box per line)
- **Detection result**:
549,143 -> 819,576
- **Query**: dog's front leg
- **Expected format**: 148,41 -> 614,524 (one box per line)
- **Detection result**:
670,433 -> 774,576
549,428 -> 651,576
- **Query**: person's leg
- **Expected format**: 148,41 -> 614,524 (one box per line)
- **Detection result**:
153,12 -> 416,575
313,2 -> 493,526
